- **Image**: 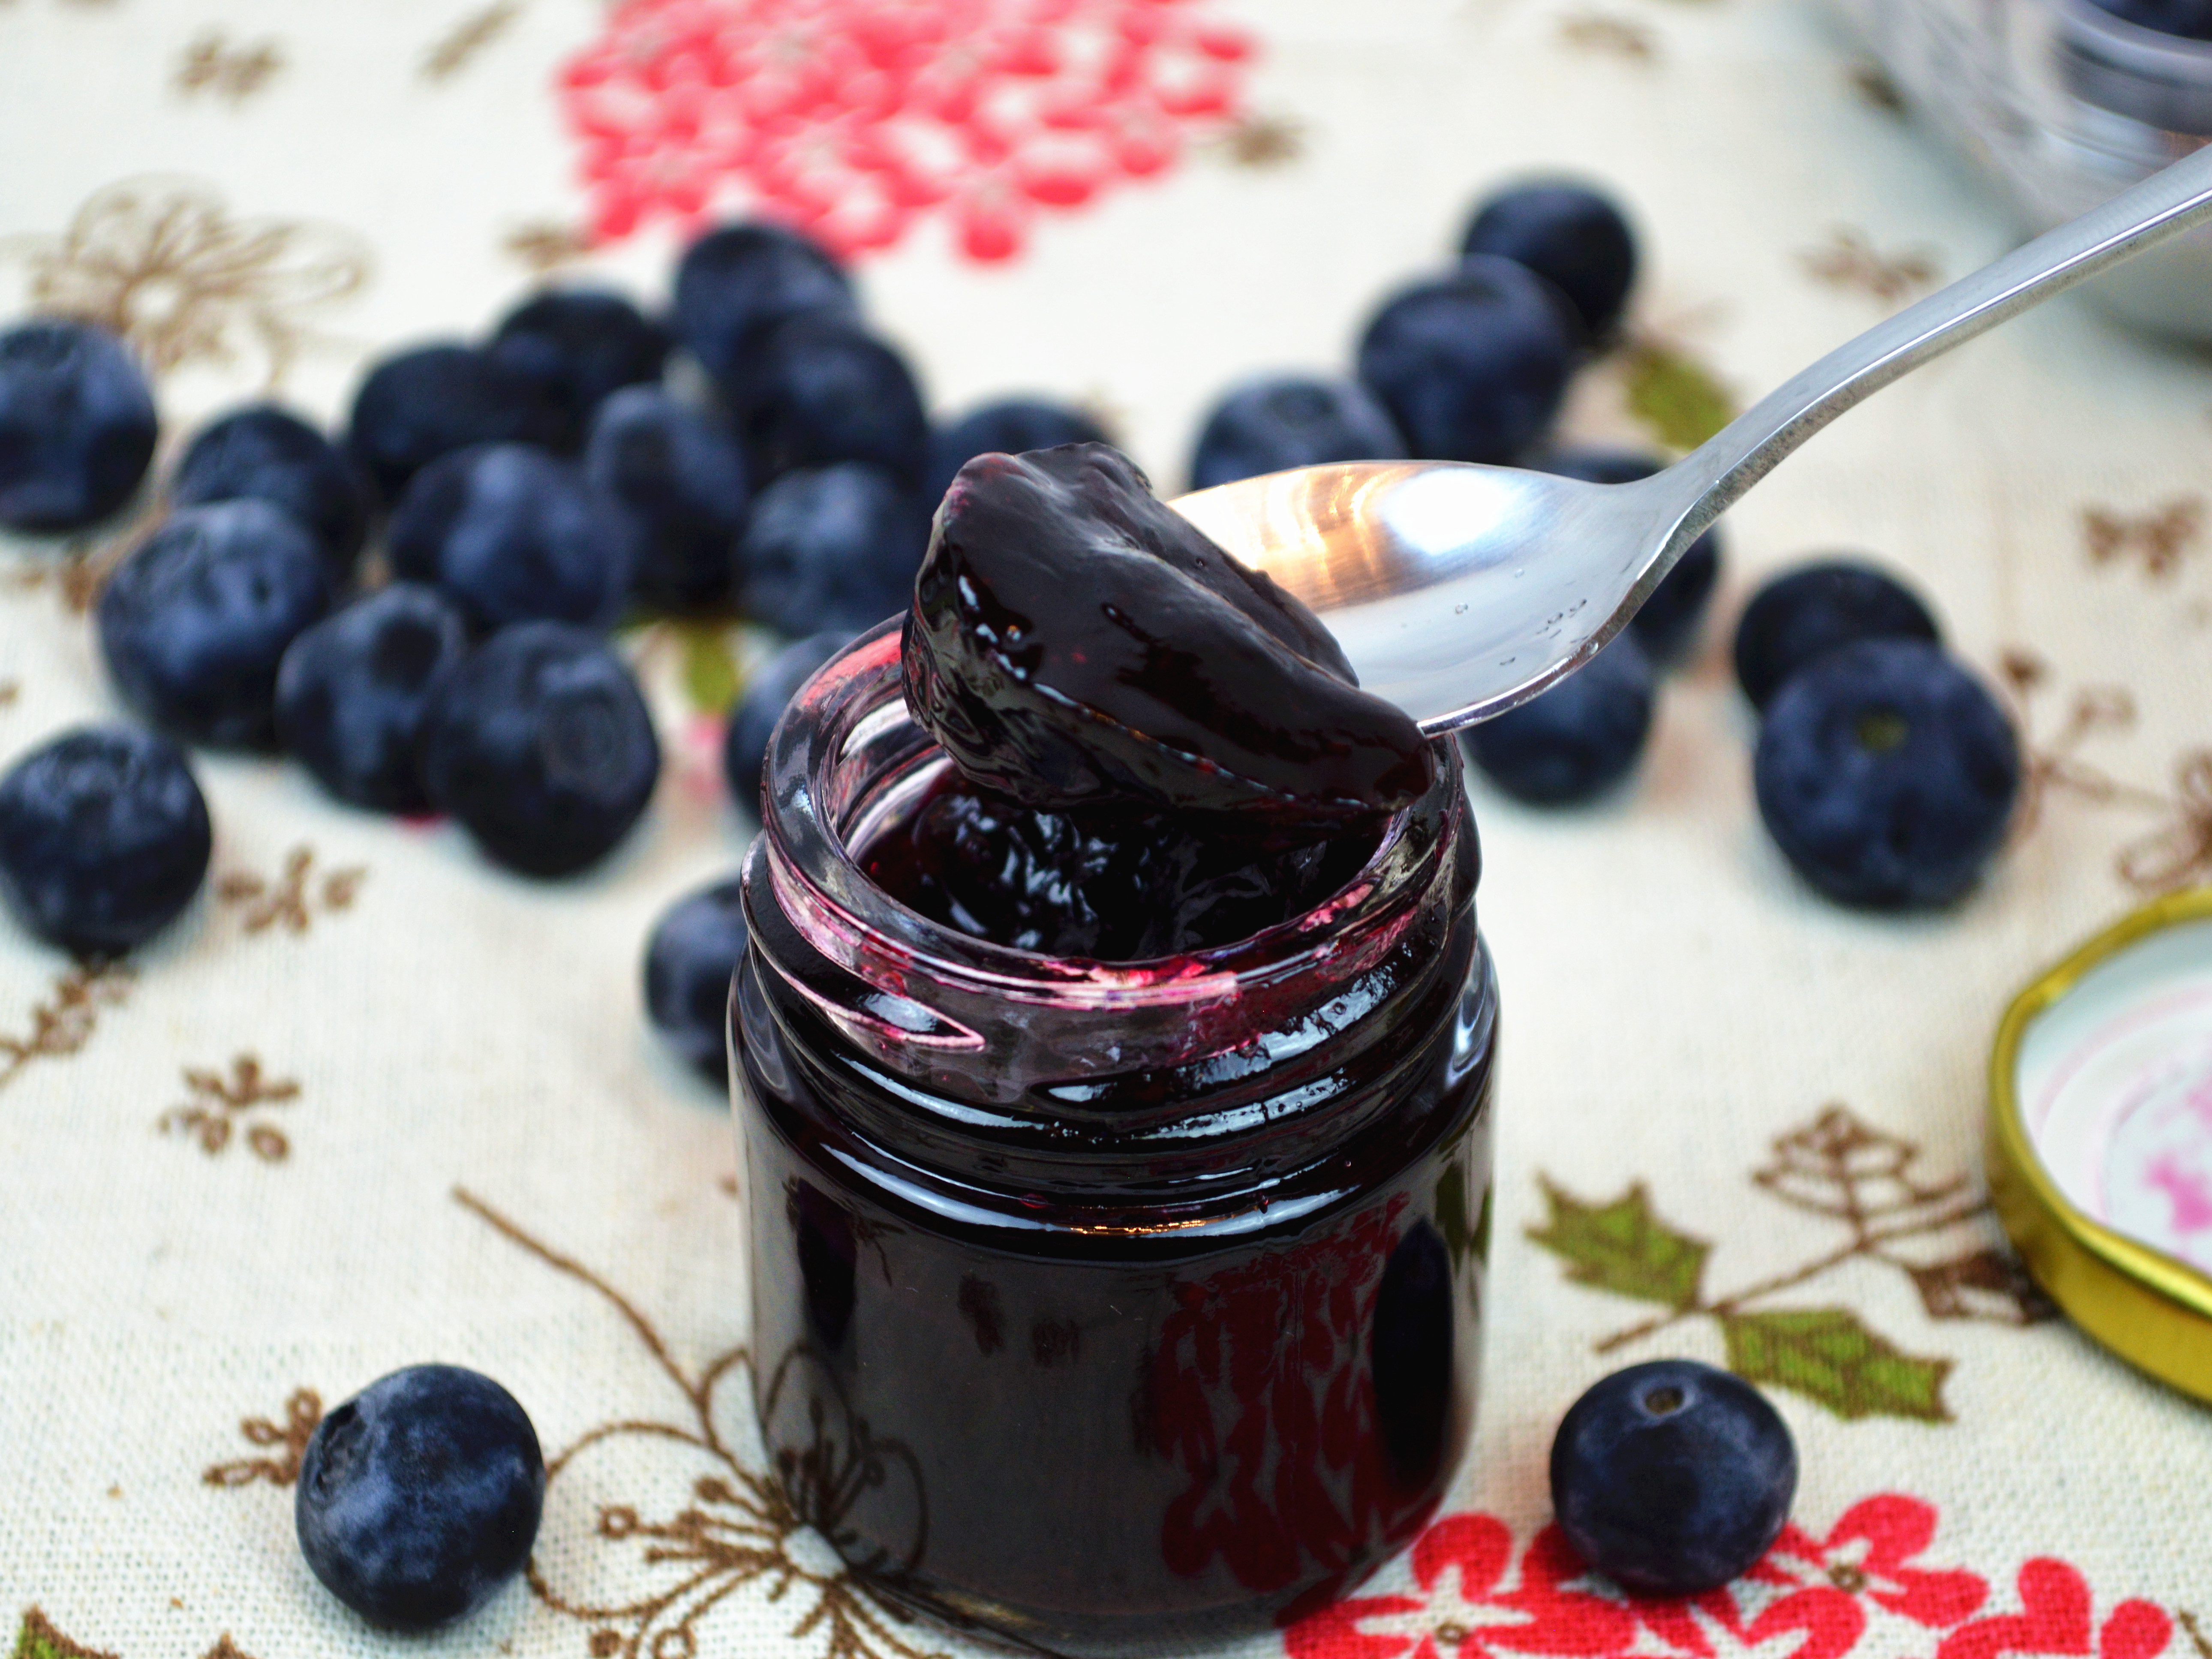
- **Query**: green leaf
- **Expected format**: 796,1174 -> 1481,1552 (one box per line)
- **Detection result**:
1721,1306 -> 1954,1422
1527,1176 -> 1709,1309
13,1609 -> 117,1659
676,623 -> 745,717
1623,342 -> 1735,451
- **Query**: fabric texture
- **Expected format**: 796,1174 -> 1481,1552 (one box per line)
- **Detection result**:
3,1 -> 2211,1655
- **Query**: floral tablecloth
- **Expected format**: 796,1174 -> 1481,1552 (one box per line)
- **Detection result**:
4,1 -> 2211,1655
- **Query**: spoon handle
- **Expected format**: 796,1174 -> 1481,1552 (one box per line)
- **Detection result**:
1671,141 -> 2212,534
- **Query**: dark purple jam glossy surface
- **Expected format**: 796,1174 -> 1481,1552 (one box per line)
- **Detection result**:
859,770 -> 1376,960
902,444 -> 1434,831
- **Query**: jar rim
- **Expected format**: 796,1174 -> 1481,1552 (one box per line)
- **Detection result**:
755,619 -> 1462,1019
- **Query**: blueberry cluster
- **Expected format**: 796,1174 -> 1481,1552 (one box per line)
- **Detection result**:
1737,559 -> 2021,908
648,180 -> 1678,1074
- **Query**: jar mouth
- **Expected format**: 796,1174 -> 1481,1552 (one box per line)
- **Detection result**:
756,620 -> 1462,1019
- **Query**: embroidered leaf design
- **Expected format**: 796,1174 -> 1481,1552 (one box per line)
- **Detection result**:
676,622 -> 745,716
1528,1176 -> 1709,1309
1720,1306 -> 1953,1422
1907,1249 -> 2055,1326
1623,341 -> 1734,451
12,1608 -> 117,1659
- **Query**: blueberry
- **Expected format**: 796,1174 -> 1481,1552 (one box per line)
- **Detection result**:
388,443 -> 635,634
295,1364 -> 544,1630
643,875 -> 748,1081
728,313 -> 929,487
1734,559 -> 1942,710
1356,258 -> 1581,466
276,584 -> 471,813
0,319 -> 157,532
1551,1359 -> 1797,1596
736,463 -> 928,634
672,221 -> 855,392
1754,638 -> 2020,908
98,499 -> 332,747
584,387 -> 748,612
1188,375 -> 1406,492
417,622 -> 660,877
0,725 -> 210,954
345,343 -> 568,503
489,288 -> 669,448
170,403 -> 371,578
926,398 -> 1108,504
1460,633 -> 1655,805
1461,181 -> 1638,341
1540,447 -> 1721,664
724,629 -> 855,813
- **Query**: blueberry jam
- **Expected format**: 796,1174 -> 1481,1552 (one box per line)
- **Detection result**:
732,450 -> 1493,1655
860,770 -> 1376,961
902,445 -> 1432,830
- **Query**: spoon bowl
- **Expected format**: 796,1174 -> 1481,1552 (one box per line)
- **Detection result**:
1171,141 -> 2212,734
1174,458 -> 1697,732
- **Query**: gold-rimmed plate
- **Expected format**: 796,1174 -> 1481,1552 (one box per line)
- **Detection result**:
1989,887 -> 2212,1402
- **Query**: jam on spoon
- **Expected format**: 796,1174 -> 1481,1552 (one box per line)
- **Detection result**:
901,443 -> 1434,833
878,443 -> 1437,957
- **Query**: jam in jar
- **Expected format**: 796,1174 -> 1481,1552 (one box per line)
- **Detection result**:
731,446 -> 1496,1653
733,643 -> 1494,1651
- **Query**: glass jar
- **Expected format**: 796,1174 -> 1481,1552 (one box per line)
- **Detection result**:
729,622 -> 1497,1657
1834,0 -> 2212,337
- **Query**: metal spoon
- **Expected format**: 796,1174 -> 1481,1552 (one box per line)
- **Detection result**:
1170,144 -> 2212,734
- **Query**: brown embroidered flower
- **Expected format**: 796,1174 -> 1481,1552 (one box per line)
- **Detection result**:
0,962 -> 133,1097
174,32 -> 284,101
2083,496 -> 2203,579
453,1188 -> 945,1659
157,1055 -> 300,1162
218,846 -> 366,935
2116,750 -> 2212,892
2,177 -> 369,385
204,1388 -> 322,1487
1800,227 -> 1941,306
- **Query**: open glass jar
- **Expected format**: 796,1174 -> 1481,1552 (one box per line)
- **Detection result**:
729,622 -> 1497,1656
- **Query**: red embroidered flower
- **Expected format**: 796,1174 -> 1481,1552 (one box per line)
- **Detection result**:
1282,1497 -> 2173,1659
1282,1516 -> 1638,1659
1935,1561 -> 2170,1659
557,0 -> 1253,261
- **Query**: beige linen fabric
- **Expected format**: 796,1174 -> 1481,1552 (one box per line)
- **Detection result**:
2,2 -> 2210,1655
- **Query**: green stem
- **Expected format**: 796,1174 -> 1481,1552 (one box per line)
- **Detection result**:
1592,1197 -> 1992,1354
